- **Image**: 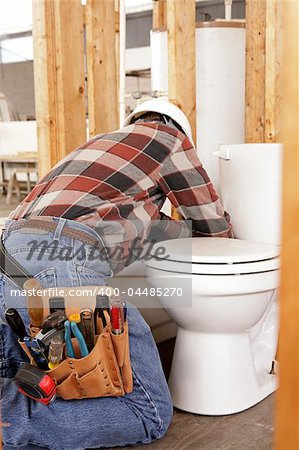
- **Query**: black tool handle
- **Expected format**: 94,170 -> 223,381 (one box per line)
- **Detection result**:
5,308 -> 28,340
95,294 -> 110,330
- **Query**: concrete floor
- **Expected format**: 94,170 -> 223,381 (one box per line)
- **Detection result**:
1,193 -> 275,450
118,395 -> 274,450
99,336 -> 275,450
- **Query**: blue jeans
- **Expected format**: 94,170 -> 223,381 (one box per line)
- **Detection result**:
0,218 -> 173,450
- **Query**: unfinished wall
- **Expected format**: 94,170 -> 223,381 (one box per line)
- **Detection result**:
196,0 -> 245,22
0,61 -> 35,119
127,0 -> 246,48
0,0 -> 246,122
0,61 -> 150,123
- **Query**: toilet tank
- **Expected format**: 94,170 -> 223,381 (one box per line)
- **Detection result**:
217,143 -> 283,246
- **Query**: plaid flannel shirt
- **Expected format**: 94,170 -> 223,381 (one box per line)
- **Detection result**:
10,122 -> 233,273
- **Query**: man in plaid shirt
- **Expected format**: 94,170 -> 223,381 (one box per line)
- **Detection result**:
9,100 -> 233,273
1,100 -> 233,450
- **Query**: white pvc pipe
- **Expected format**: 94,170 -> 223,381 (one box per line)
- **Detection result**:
224,0 -> 233,21
150,29 -> 169,99
119,0 -> 126,128
151,25 -> 245,192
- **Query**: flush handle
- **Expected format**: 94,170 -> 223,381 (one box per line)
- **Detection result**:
213,148 -> 231,160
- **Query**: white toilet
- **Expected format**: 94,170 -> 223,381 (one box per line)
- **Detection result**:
145,143 -> 282,415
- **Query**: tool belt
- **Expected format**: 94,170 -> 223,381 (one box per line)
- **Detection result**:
18,312 -> 133,400
1,231 -> 133,401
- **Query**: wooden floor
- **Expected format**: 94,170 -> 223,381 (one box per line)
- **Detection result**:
0,195 -> 275,450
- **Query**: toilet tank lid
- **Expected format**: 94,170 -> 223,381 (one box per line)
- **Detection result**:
147,237 -> 280,264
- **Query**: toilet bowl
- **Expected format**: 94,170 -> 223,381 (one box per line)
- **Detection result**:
145,143 -> 282,415
145,237 -> 279,415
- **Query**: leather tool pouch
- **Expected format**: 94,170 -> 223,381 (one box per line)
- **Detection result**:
0,239 -> 133,400
19,320 -> 133,400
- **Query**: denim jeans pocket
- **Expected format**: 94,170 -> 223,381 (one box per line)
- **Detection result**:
0,274 -> 27,314
0,275 -> 28,376
0,267 -> 57,312
75,265 -> 107,287
33,267 -> 57,289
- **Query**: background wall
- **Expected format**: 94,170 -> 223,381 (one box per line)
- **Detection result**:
127,0 -> 246,48
196,0 -> 245,22
0,61 -> 35,119
0,0 -> 245,120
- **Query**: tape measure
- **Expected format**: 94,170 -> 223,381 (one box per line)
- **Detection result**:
14,364 -> 57,405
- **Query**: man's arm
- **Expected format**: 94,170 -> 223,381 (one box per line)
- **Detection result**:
157,137 -> 234,238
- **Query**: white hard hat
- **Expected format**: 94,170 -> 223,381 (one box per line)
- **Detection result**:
124,99 -> 194,146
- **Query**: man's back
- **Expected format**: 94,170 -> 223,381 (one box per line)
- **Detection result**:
10,122 -> 184,225
10,120 -> 232,272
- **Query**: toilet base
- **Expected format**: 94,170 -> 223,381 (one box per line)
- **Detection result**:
168,327 -> 277,415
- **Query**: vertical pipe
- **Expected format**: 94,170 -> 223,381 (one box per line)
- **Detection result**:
224,0 -> 232,21
119,0 -> 126,127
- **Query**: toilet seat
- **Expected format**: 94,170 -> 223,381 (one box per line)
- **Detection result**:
146,237 -> 280,275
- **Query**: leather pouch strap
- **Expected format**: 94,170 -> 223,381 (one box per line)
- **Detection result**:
111,327 -> 133,393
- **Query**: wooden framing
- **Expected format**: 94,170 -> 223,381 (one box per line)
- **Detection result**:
245,0 -> 282,143
85,0 -> 119,136
265,0 -> 282,143
167,0 -> 196,142
33,0 -> 120,175
245,0 -> 266,142
153,0 -> 167,29
274,1 -> 299,448
115,0 -> 120,123
166,0 -> 196,220
32,0 -> 86,177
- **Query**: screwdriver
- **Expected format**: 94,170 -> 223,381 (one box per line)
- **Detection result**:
110,293 -> 124,335
79,309 -> 95,352
94,294 -> 110,333
5,308 -> 48,369
48,331 -> 64,369
5,308 -> 28,341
